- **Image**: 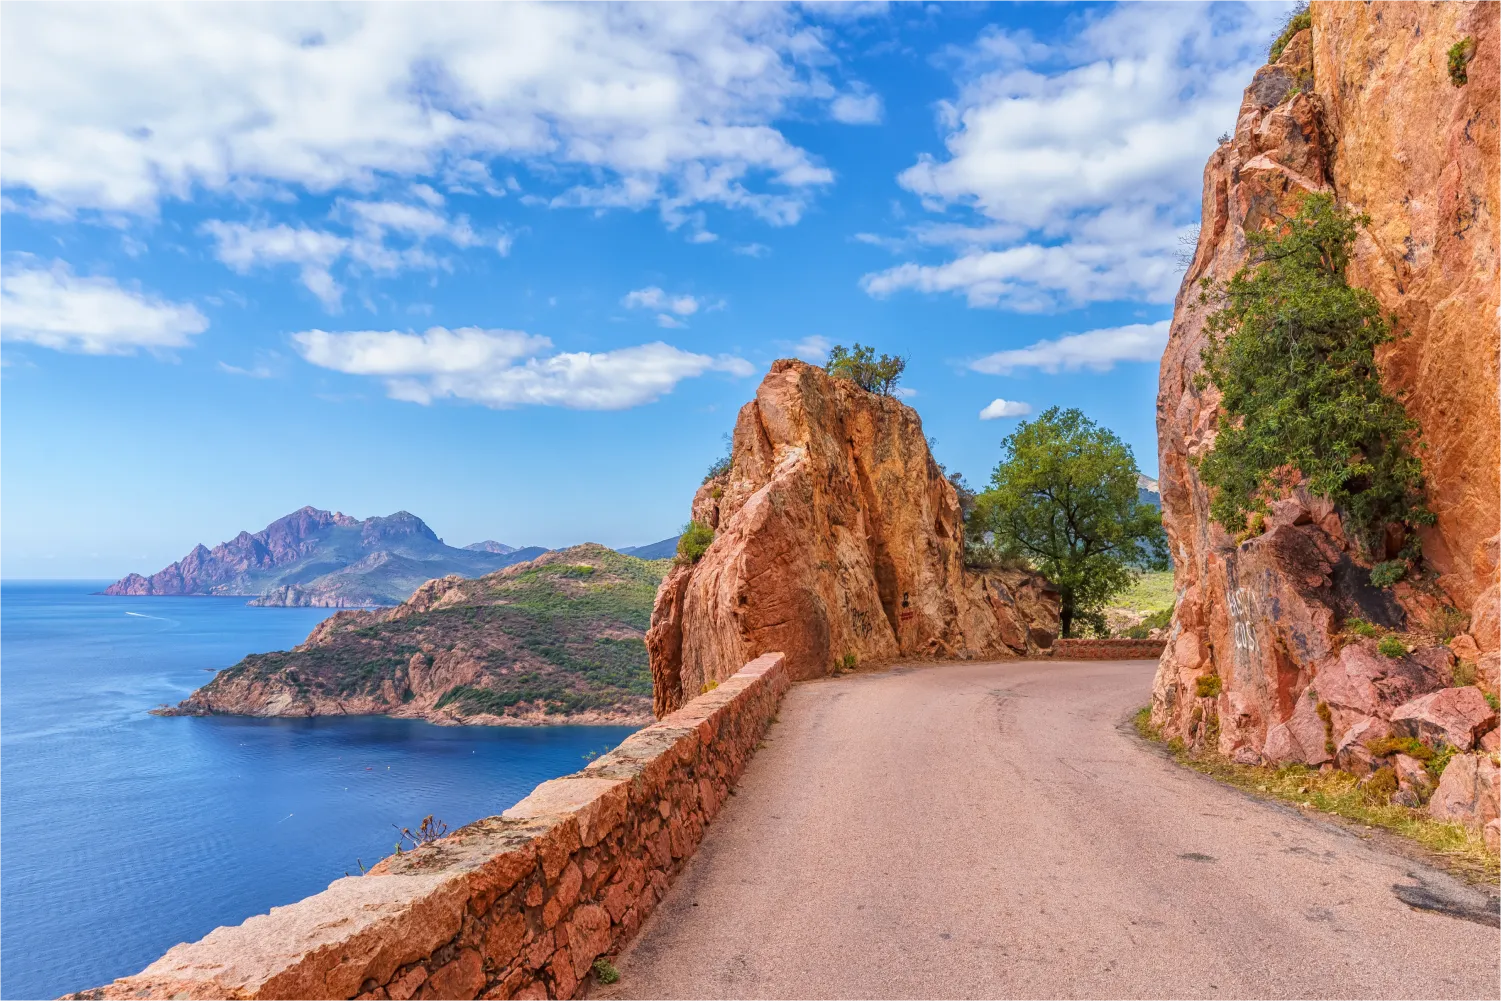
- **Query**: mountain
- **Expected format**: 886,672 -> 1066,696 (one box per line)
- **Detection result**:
103,507 -> 546,607
159,545 -> 668,725
1137,474 -> 1161,509
465,540 -> 520,554
617,536 -> 680,560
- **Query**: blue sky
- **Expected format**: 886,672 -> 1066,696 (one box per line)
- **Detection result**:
1,1 -> 1290,578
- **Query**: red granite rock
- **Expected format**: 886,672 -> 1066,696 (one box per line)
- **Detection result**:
1390,687 -> 1499,750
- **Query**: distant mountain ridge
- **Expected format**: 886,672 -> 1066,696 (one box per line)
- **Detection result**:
103,506 -> 546,607
616,536 -> 680,560
164,544 -> 667,725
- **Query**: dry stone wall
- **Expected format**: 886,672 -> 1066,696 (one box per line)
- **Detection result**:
73,654 -> 791,1001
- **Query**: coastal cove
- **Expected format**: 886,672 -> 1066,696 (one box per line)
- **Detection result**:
0,582 -> 636,1000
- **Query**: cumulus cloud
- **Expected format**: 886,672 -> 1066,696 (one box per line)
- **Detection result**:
970,320 -> 1170,375
979,398 -> 1031,419
0,3 -> 853,228
864,3 -> 1289,311
292,325 -> 751,409
623,286 -> 704,318
1,261 -> 208,354
830,89 -> 883,124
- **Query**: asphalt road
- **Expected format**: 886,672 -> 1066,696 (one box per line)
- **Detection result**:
599,659 -> 1500,1000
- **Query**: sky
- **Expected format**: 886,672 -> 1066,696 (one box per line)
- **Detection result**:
0,1 -> 1293,579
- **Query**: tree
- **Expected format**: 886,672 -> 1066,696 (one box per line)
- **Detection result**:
825,343 -> 906,395
1196,193 -> 1430,559
971,407 -> 1168,637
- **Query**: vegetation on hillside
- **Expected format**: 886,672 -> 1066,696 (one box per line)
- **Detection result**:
1268,2 -> 1310,62
970,407 -> 1168,637
825,343 -> 907,396
1196,194 -> 1430,565
208,546 -> 667,720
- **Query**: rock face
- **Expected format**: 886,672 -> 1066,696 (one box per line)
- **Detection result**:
1151,3 -> 1500,781
104,506 -> 546,607
647,359 -> 1059,716
163,545 -> 666,726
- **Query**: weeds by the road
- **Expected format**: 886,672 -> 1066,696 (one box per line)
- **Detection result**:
1133,707 -> 1499,884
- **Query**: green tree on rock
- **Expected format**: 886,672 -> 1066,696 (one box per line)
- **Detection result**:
971,408 -> 1168,637
825,343 -> 906,396
1196,192 -> 1430,559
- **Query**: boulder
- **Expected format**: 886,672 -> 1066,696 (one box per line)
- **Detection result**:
1389,687 -> 1498,751
1334,715 -> 1391,776
1391,753 -> 1433,808
1486,819 -> 1500,853
1428,753 -> 1501,828
1263,690 -> 1332,766
646,360 -> 1059,715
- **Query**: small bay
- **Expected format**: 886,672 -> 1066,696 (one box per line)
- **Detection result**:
0,582 -> 635,1000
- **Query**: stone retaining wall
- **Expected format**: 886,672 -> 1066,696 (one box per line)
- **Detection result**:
1051,638 -> 1167,660
75,653 -> 790,1001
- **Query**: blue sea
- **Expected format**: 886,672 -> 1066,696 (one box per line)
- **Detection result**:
0,581 -> 637,1000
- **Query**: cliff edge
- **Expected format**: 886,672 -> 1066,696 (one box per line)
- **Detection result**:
1152,0 -> 1499,806
647,359 -> 1060,716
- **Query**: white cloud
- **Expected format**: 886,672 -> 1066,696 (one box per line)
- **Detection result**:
891,386 -> 917,399
656,314 -> 687,329
970,320 -> 1170,375
1,4 -> 845,228
979,398 -> 1030,419
865,2 -> 1290,311
1,261 -> 208,354
789,335 -> 832,363
292,325 -> 751,409
219,361 -> 274,379
623,286 -> 704,317
201,197 -> 494,310
734,242 -> 771,257
830,89 -> 883,124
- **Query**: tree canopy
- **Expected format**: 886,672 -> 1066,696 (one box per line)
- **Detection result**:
825,343 -> 906,396
971,407 -> 1167,637
1196,193 -> 1430,558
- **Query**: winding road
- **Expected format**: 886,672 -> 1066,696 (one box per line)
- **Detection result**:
598,658 -> 1499,1000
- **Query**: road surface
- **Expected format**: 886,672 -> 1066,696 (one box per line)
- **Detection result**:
599,659 -> 1499,999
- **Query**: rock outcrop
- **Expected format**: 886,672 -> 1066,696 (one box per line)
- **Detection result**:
647,359 -> 1059,716
1151,1 -> 1499,828
163,545 -> 665,726
104,506 -> 546,607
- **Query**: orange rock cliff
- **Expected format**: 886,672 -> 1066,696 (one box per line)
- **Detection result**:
647,359 -> 1061,716
1151,0 -> 1499,824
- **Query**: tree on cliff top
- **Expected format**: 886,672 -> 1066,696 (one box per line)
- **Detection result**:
825,343 -> 906,396
971,408 -> 1168,637
1195,193 -> 1430,560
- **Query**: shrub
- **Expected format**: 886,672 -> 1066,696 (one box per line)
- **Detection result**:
1362,765 -> 1397,804
1452,660 -> 1479,688
825,343 -> 906,396
676,520 -> 714,564
1346,618 -> 1381,639
1429,605 -> 1471,643
1376,635 -> 1408,658
1196,674 -> 1223,698
1368,736 -> 1435,762
1126,607 -> 1174,639
1195,194 -> 1431,559
1487,691 -> 1500,713
1369,560 -> 1407,588
703,431 -> 733,484
1269,3 -> 1311,62
837,652 -> 857,673
592,959 -> 621,985
1316,700 -> 1335,755
1449,36 -> 1476,86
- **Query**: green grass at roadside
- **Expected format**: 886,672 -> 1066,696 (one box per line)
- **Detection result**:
1133,707 -> 1498,884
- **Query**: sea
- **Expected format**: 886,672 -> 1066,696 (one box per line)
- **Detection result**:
0,581 -> 638,1000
